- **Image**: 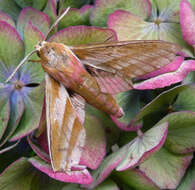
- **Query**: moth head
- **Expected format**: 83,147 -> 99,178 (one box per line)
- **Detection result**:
35,41 -> 47,53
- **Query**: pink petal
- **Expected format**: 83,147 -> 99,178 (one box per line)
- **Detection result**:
180,0 -> 195,46
134,60 -> 195,90
0,10 -> 15,27
139,56 -> 184,79
80,115 -> 106,170
17,7 -> 50,37
29,157 -> 93,185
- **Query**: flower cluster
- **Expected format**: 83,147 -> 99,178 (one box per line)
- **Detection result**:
0,0 -> 195,189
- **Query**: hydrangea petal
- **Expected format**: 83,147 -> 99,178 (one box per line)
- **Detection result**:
131,85 -> 189,126
14,0 -> 33,8
32,0 -> 47,10
22,21 -> 45,83
85,122 -> 167,188
17,7 -> 50,39
152,0 -> 181,22
91,0 -> 151,27
180,0 -> 195,47
108,9 -> 192,55
173,84 -> 195,111
0,157 -> 66,189
29,157 -> 93,184
94,179 -> 119,190
43,0 -> 57,25
177,160 -> 195,190
134,60 -> 195,90
10,83 -> 44,141
113,168 -> 160,190
108,10 -> 153,41
83,145 -> 125,189
80,114 -> 106,170
58,5 -> 93,29
116,122 -> 168,171
156,111 -> 195,154
140,147 -> 193,189
15,0 -> 47,10
49,25 -> 117,45
0,91 -> 24,147
0,158 -> 35,190
0,0 -> 20,22
28,135 -> 50,163
86,104 -> 120,151
0,21 -> 24,68
0,11 -> 15,27
0,99 -> 10,141
59,0 -> 90,9
111,90 -> 142,131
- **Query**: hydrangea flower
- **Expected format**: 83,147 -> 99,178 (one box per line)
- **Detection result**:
0,0 -> 194,189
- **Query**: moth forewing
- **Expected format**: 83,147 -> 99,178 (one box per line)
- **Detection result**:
45,73 -> 86,172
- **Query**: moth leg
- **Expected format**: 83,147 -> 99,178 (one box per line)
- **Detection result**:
28,59 -> 41,63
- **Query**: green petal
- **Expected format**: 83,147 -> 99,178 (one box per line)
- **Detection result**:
59,0 -> 89,10
114,90 -> 141,126
17,7 -> 50,39
113,168 -> 160,190
49,25 -> 117,45
23,21 -> 44,83
0,92 -> 24,147
150,0 -> 181,22
95,179 -> 120,190
0,99 -> 10,142
91,0 -> 151,27
0,0 -> 20,22
140,148 -> 193,189
0,157 -> 65,190
132,85 -> 189,126
81,114 -> 106,169
14,0 -> 32,8
155,111 -> 195,154
43,0 -> 57,26
177,160 -> 195,190
174,85 -> 195,111
32,0 -> 47,10
10,83 -> 44,141
108,10 -> 193,55
0,21 -> 24,68
0,158 -> 35,190
58,6 -> 92,29
0,11 -> 15,27
86,104 -> 120,150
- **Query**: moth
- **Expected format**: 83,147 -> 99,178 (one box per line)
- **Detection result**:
5,7 -> 181,173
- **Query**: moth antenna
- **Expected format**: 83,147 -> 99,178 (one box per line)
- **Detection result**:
44,6 -> 71,41
5,50 -> 37,83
